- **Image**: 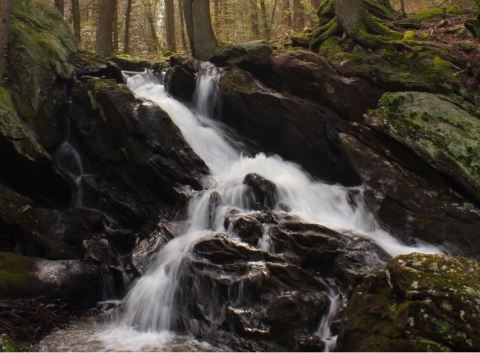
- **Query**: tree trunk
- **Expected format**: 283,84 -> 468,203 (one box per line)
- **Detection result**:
71,0 -> 81,41
96,0 -> 115,57
335,0 -> 364,36
292,0 -> 305,31
55,0 -> 65,15
145,0 -> 160,53
182,0 -> 217,60
165,0 -> 176,51
259,0 -> 271,39
303,0 -> 401,49
281,0 -> 292,28
178,0 -> 188,51
0,0 -> 12,83
124,0 -> 133,53
113,0 -> 119,52
249,0 -> 260,37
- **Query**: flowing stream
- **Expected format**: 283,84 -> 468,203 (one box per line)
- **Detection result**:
53,63 -> 440,352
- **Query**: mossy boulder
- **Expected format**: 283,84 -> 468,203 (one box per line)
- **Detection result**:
414,6 -> 467,22
0,87 -> 51,165
371,92 -> 480,203
319,38 -> 463,95
0,252 -> 101,306
211,40 -> 273,72
338,253 -> 480,351
5,0 -> 78,149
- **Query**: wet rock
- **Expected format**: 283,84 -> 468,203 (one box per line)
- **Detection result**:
271,50 -> 384,121
131,223 -> 176,274
0,252 -> 101,307
341,127 -> 480,257
243,173 -> 278,211
165,56 -> 200,102
175,233 -> 329,350
267,291 -> 328,350
109,54 -> 166,72
72,51 -> 124,83
70,78 -> 209,208
208,192 -> 223,228
338,253 -> 480,352
224,213 -> 264,246
210,41 -> 273,73
220,68 -> 361,186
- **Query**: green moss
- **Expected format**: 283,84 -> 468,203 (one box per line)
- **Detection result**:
403,31 -> 415,41
376,92 -> 480,201
339,254 -> 480,351
4,0 -> 77,149
0,252 -> 32,289
414,6 -> 466,21
0,335 -> 16,352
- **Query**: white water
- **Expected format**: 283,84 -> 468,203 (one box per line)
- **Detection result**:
95,64 -> 440,350
55,109 -> 89,208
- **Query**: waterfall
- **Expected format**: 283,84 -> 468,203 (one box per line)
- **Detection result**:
97,64 -> 441,349
55,104 -> 89,208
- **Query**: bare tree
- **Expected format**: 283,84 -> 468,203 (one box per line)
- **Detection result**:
249,0 -> 260,37
165,0 -> 177,51
0,0 -> 12,82
96,0 -> 115,56
182,0 -> 217,60
124,0 -> 134,53
71,0 -> 81,41
55,0 -> 65,15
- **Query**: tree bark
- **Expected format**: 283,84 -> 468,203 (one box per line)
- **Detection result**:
113,0 -> 119,52
165,0 -> 176,51
96,0 -> 115,57
71,0 -> 81,41
55,0 -> 65,15
292,0 -> 305,31
249,0 -> 260,37
0,0 -> 12,83
143,0 -> 160,53
259,0 -> 271,39
281,0 -> 292,28
178,0 -> 188,51
335,0 -> 364,36
182,0 -> 217,60
124,0 -> 133,53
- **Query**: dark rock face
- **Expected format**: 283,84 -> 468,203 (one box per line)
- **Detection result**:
270,50 -> 384,121
72,51 -> 125,84
0,252 -> 101,307
165,56 -> 200,102
341,126 -> 480,257
243,173 -> 278,211
171,214 -> 389,350
69,78 -> 209,222
210,41 -> 273,74
338,253 -> 480,352
219,68 -> 362,186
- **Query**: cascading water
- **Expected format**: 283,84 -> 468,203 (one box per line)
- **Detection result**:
94,63 -> 441,350
55,102 -> 89,208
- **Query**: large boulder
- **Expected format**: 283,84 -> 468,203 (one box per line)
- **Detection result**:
69,78 -> 209,217
341,129 -> 480,257
371,92 -> 480,203
210,41 -> 273,74
165,56 -> 200,102
0,252 -> 101,306
270,50 -> 384,121
338,253 -> 480,351
6,0 -> 77,150
219,68 -> 361,186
